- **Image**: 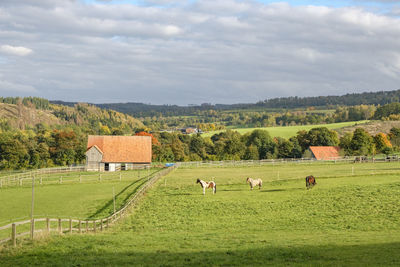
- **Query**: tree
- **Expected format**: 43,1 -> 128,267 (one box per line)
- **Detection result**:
190,134 -> 206,159
307,127 -> 339,147
373,133 -> 392,154
288,137 -> 302,158
275,137 -> 294,159
388,127 -> 400,148
339,132 -> 353,156
244,145 -> 259,160
0,132 -> 28,170
245,129 -> 276,159
350,128 -> 375,155
296,127 -> 339,152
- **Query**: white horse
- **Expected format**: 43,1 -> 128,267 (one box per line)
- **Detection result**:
246,177 -> 262,190
196,179 -> 216,195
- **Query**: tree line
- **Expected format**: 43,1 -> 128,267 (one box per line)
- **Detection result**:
96,89 -> 400,117
1,125 -> 398,170
150,127 -> 397,162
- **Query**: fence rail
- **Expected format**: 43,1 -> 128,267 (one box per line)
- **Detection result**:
0,165 -> 155,189
0,166 -> 176,247
175,156 -> 400,168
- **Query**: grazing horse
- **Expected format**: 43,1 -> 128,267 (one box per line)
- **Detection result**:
306,175 -> 316,189
196,179 -> 216,195
246,177 -> 262,190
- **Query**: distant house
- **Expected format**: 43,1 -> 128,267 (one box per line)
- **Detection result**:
86,135 -> 152,171
309,146 -> 341,160
180,127 -> 199,134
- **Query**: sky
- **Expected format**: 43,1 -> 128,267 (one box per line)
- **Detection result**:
0,0 -> 399,105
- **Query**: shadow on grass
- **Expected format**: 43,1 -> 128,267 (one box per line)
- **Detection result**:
220,189 -> 245,192
165,193 -> 193,196
87,176 -> 149,219
260,189 -> 287,193
1,241 -> 400,266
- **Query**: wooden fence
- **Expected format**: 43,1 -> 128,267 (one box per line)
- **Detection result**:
0,166 -> 176,247
0,165 -> 154,188
175,156 -> 400,168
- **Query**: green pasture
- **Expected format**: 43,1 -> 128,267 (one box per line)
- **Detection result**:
1,161 -> 400,266
202,120 -> 369,138
0,168 -> 161,240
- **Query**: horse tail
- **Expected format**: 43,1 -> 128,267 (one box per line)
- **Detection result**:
214,184 -> 217,193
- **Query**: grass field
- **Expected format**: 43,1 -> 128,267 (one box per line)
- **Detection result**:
0,168 -> 161,240
202,120 -> 369,138
1,161 -> 400,266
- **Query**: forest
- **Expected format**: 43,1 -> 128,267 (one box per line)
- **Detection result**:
1,96 -> 400,170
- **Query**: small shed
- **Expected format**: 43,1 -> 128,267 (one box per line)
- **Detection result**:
86,135 -> 152,171
309,146 -> 340,160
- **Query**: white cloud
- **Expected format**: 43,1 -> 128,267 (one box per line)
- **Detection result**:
0,1 -> 399,104
0,80 -> 37,93
0,45 -> 33,56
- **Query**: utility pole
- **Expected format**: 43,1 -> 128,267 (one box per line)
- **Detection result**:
31,175 -> 35,239
113,186 -> 116,214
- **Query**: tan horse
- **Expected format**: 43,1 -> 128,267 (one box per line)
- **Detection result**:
246,177 -> 262,190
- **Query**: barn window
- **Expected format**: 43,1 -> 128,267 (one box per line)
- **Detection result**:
105,163 -> 109,171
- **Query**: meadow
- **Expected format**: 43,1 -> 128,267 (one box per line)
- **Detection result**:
0,168 -> 160,240
202,120 -> 369,138
1,161 -> 400,266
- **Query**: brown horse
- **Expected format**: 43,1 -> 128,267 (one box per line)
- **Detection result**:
306,175 -> 316,189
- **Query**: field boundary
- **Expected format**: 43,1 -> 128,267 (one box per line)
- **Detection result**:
0,166 -> 176,248
0,165 -> 154,188
175,156 -> 399,168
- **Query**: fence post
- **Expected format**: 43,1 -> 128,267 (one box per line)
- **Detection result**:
79,175 -> 82,183
101,219 -> 103,231
119,172 -> 122,181
46,218 -> 50,233
12,223 -> 16,247
0,179 -> 2,188
93,220 -> 97,233
60,176 -> 62,184
58,218 -> 62,234
30,218 -> 35,240
106,218 -> 109,228
86,220 -> 89,232
69,219 -> 72,234
78,220 -> 82,234
40,176 -> 43,185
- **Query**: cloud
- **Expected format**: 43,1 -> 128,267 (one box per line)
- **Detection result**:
0,0 -> 399,104
0,79 -> 37,93
0,45 -> 33,56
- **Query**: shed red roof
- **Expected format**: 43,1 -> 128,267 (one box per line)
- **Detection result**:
87,135 -> 151,163
309,146 -> 340,160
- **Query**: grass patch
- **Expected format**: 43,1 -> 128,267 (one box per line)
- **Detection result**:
1,162 -> 400,266
202,120 -> 369,138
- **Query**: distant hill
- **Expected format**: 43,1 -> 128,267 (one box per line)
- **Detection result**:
0,97 -> 144,131
86,89 -> 400,117
0,102 -> 62,129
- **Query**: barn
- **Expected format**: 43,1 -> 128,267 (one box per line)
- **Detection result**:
309,146 -> 341,160
85,135 -> 152,171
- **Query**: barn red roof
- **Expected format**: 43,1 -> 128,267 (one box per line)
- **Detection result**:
87,135 -> 152,163
309,146 -> 340,160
